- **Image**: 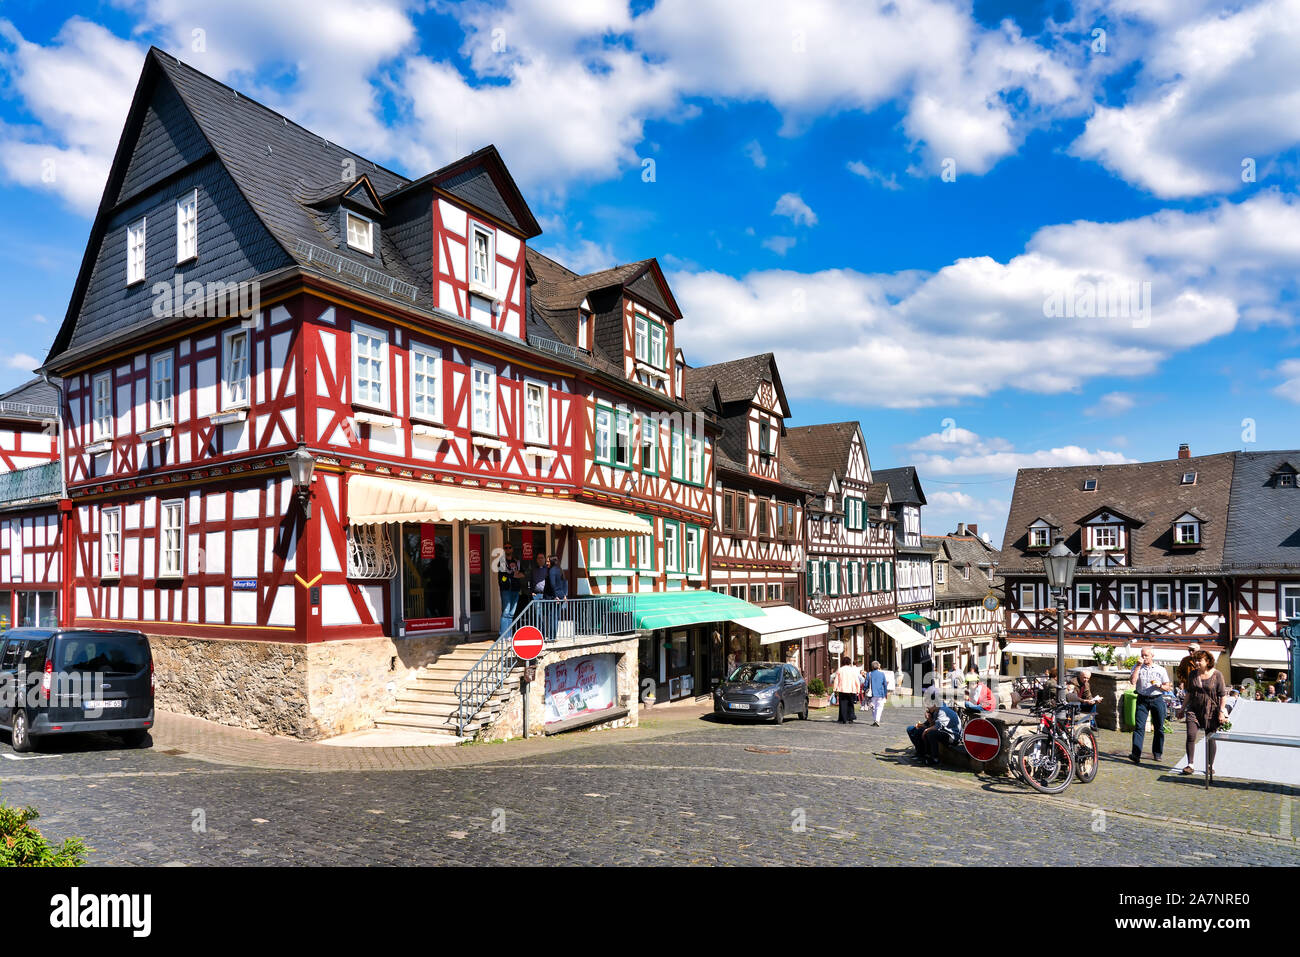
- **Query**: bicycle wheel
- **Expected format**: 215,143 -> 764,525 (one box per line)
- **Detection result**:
1017,733 -> 1074,794
1073,728 -> 1099,783
1006,733 -> 1033,781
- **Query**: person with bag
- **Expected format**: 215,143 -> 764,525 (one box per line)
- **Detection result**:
1182,650 -> 1226,777
834,657 -> 862,724
546,554 -> 569,640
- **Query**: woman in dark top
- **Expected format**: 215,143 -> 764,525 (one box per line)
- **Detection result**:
1182,651 -> 1227,776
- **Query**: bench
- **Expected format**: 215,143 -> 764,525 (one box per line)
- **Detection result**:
1204,731 -> 1300,788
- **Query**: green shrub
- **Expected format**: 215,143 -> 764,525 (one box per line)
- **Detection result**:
0,797 -> 89,867
808,678 -> 828,697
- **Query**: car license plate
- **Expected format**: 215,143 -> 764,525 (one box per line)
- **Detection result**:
84,700 -> 123,710
728,702 -> 750,710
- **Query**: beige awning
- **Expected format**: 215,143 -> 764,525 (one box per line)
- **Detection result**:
347,474 -> 653,533
1230,637 -> 1290,669
731,604 -> 830,645
873,616 -> 930,650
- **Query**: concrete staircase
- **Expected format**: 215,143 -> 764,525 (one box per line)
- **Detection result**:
374,641 -> 521,738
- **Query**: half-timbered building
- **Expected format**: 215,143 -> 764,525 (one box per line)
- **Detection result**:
0,379 -> 63,629
874,466 -> 939,639
684,354 -> 825,683
1000,448 -> 1235,676
783,423 -> 905,682
1222,450 -> 1300,687
34,47 -> 771,738
924,527 -> 1004,677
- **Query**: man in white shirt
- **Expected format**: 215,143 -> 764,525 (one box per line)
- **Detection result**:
1129,646 -> 1173,764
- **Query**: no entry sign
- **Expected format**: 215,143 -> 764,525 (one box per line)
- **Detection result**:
513,626 -> 545,661
963,718 -> 1001,762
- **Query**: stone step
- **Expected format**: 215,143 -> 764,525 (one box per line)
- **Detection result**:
385,700 -> 503,719
396,689 -> 510,706
373,716 -> 477,735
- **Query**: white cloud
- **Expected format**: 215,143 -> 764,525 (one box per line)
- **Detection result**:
1085,391 -> 1138,416
846,160 -> 901,190
7,353 -> 37,371
533,238 -> 618,275
772,192 -> 817,227
761,236 -> 797,256
1070,0 -> 1300,198
744,140 -> 767,169
1273,358 -> 1300,402
0,18 -> 143,212
673,191 -> 1300,407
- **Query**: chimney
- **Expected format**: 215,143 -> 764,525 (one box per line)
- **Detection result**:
956,523 -> 967,535
967,524 -> 978,537
1178,443 -> 1190,459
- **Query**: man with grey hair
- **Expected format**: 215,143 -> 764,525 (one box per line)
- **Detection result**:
1130,646 -> 1173,764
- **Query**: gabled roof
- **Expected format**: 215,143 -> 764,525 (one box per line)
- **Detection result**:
783,422 -> 860,494
1174,507 -> 1210,524
1077,503 -> 1145,527
1224,450 -> 1300,570
1000,451 -> 1236,573
872,465 -> 926,506
687,353 -> 790,417
384,144 -> 540,238
530,254 -> 679,319
925,533 -> 1003,600
0,378 -> 59,419
1029,514 -> 1064,528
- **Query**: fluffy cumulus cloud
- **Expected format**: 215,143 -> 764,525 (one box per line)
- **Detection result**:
1070,0 -> 1300,198
772,192 -> 817,227
673,191 -> 1300,407
1273,358 -> 1300,403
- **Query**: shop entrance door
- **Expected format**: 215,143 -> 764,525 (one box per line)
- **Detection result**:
467,526 -> 491,632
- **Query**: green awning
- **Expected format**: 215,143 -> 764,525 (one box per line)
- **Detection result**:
901,612 -> 939,631
633,590 -> 767,631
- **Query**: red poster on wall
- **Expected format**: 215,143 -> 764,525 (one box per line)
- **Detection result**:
420,524 -> 437,560
521,537 -> 533,560
469,534 -> 483,575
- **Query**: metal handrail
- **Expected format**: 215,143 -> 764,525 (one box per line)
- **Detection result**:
451,594 -> 640,735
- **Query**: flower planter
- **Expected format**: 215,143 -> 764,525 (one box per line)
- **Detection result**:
809,695 -> 831,709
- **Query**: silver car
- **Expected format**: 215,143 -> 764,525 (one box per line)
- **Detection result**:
713,661 -> 809,724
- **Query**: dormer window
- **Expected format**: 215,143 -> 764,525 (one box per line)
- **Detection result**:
1174,522 -> 1199,545
1091,525 -> 1119,550
1181,471 -> 1196,485
1029,527 -> 1050,548
1279,473 -> 1296,488
126,218 -> 147,285
1083,478 -> 1097,491
759,420 -> 771,457
578,310 -> 590,350
346,212 -> 374,254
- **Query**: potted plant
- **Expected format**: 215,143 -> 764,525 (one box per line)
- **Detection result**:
807,678 -> 830,709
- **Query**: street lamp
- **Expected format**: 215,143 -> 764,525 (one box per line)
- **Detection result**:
1042,533 -> 1077,705
1283,620 -> 1299,699
286,443 -> 316,520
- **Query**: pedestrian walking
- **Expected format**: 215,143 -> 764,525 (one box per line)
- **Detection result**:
1130,646 -> 1173,764
866,660 -> 889,725
834,658 -> 863,724
546,554 -> 568,640
1182,650 -> 1226,776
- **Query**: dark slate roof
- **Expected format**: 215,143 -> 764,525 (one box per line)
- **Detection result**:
873,465 -> 927,506
687,353 -> 789,416
1223,450 -> 1300,571
999,452 -> 1236,574
387,144 -> 541,238
784,422 -> 859,493
925,534 -> 1003,601
0,378 -> 59,417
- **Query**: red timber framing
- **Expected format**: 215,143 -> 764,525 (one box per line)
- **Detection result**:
432,197 -> 528,341
1232,577 -> 1300,639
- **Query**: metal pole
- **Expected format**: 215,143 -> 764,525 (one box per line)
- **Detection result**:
1056,591 -> 1067,705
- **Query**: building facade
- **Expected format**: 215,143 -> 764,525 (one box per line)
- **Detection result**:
924,526 -> 1003,678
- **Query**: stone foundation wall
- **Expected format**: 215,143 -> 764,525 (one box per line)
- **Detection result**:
479,636 -> 640,742
153,631 -> 472,740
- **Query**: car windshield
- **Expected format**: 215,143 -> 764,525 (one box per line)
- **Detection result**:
728,664 -> 782,684
55,634 -> 149,676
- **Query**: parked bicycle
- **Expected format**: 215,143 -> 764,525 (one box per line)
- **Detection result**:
1007,700 -> 1099,794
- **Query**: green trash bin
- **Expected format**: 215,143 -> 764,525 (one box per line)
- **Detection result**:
1121,689 -> 1137,732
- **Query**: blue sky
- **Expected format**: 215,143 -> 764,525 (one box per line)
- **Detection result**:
2,0 -> 1298,544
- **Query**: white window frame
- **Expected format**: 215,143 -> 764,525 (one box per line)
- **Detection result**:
176,189 -> 198,263
578,311 -> 590,350
351,322 -> 388,411
160,499 -> 184,579
1174,521 -> 1199,545
1281,584 -> 1300,621
1076,582 -> 1093,612
126,217 -> 146,285
664,523 -> 680,573
150,353 -> 174,425
346,212 -> 374,254
1029,527 -> 1050,548
935,563 -> 945,585
222,328 -> 251,409
649,322 -> 665,370
409,343 -> 442,423
636,519 -> 655,572
588,537 -> 607,571
1153,583 -> 1172,612
523,380 -> 548,445
470,223 -> 494,288
1092,525 -> 1119,550
594,406 -> 613,464
615,408 -> 633,468
684,525 -> 701,576
1185,583 -> 1204,614
1120,583 -> 1138,612
610,536 -> 629,571
101,507 -> 121,579
471,362 -> 496,434
635,316 -> 649,363
689,435 -> 703,484
1019,583 -> 1035,611
93,372 -> 113,440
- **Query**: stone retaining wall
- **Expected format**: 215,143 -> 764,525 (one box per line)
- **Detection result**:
152,631 -> 469,739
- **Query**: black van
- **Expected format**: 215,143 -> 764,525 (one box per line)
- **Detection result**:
0,628 -> 154,752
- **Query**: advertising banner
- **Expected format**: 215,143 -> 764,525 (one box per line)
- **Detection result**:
544,653 -> 616,724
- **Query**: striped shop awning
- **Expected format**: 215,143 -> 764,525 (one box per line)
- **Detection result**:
631,590 -> 767,631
